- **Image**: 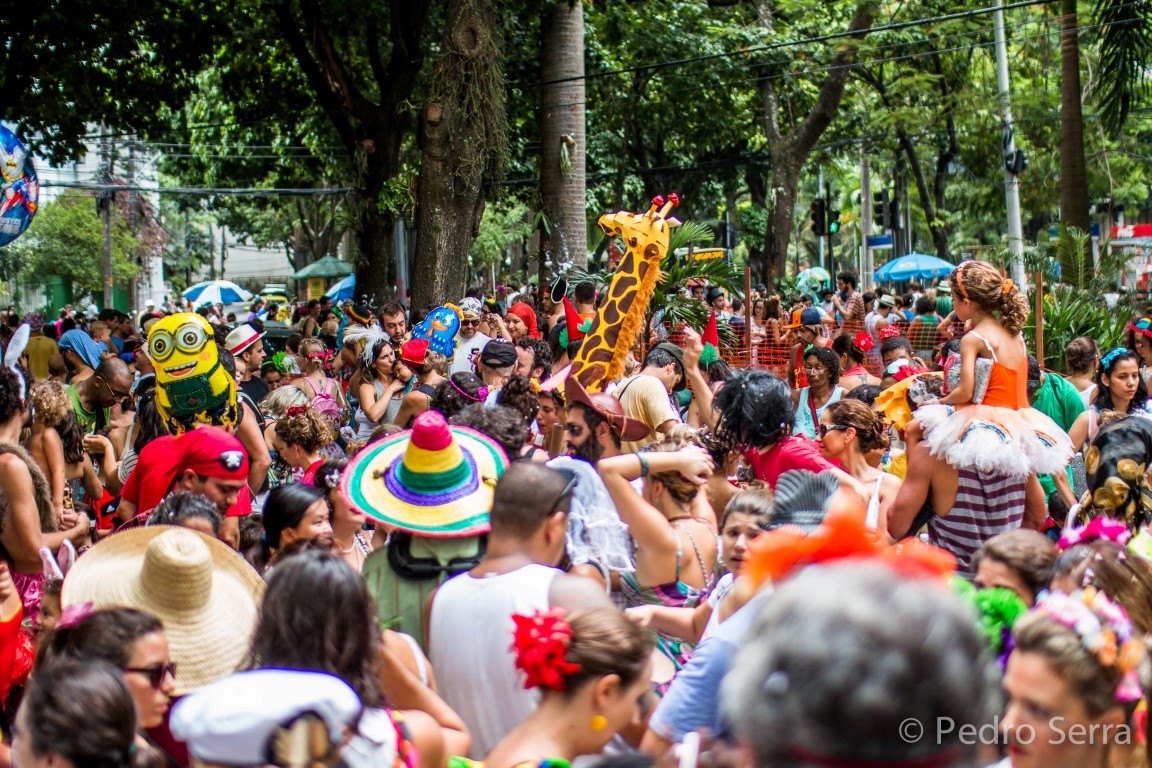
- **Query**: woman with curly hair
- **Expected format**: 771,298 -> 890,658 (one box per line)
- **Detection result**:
272,404 -> 335,486
28,380 -> 111,520
496,375 -> 545,461
599,437 -> 717,692
791,346 -> 843,440
429,372 -> 487,421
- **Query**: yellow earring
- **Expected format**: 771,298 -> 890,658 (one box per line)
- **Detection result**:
591,715 -> 608,733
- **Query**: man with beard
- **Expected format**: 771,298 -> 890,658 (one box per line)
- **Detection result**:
562,377 -> 651,466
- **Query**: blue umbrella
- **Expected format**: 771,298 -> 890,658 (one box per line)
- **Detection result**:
874,253 -> 956,282
796,267 -> 832,286
326,274 -> 355,301
183,280 -> 253,306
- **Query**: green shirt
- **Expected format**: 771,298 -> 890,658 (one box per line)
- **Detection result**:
1032,372 -> 1085,499
66,384 -> 111,434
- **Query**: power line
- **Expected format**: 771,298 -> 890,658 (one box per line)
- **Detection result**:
529,0 -> 1061,88
39,181 -> 352,197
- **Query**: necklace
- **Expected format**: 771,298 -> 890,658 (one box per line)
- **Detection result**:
338,535 -> 359,555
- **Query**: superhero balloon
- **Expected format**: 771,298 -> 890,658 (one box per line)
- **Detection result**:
0,127 -> 38,247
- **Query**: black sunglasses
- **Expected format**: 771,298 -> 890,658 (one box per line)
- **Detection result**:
816,424 -> 849,438
546,469 -> 579,514
124,662 -> 176,689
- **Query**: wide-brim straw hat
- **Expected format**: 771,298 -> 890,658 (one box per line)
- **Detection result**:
341,410 -> 508,538
61,526 -> 265,695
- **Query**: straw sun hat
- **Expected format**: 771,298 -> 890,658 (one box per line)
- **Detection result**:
61,526 -> 265,695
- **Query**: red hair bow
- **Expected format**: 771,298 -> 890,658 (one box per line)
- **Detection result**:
879,326 -> 902,341
286,405 -> 308,417
853,331 -> 875,354
511,608 -> 581,691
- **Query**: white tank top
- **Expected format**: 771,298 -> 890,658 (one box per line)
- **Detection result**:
428,563 -> 560,758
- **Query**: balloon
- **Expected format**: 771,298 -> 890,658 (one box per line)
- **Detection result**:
0,126 -> 38,248
148,313 -> 238,435
412,304 -> 463,358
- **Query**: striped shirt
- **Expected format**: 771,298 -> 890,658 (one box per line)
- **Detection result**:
929,468 -> 1026,576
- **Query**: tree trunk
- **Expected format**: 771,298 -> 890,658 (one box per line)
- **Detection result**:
356,201 -> 398,306
411,0 -> 506,310
539,0 -> 588,274
1059,0 -> 1090,285
755,1 -> 875,291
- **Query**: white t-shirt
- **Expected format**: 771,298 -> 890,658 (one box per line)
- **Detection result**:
449,332 -> 490,375
429,564 -> 560,758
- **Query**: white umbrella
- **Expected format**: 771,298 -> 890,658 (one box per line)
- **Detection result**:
183,280 -> 254,306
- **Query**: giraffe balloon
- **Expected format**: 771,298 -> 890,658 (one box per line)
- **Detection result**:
571,194 -> 680,392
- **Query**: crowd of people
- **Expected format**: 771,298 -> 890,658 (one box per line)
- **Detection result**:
0,252 -> 1150,768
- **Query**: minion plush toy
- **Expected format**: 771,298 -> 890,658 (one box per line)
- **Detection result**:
412,304 -> 462,359
148,313 -> 238,434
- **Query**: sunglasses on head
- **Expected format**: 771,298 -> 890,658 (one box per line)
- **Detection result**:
124,662 -> 176,689
545,469 -> 579,514
817,424 -> 849,438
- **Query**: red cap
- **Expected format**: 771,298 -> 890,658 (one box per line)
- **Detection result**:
400,338 -> 431,366
563,298 -> 585,342
120,427 -> 250,520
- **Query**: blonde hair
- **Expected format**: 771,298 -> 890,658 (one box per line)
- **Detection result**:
261,386 -> 309,419
275,406 -> 335,453
951,260 -> 1029,335
298,338 -> 328,372
31,380 -> 69,428
641,433 -> 706,504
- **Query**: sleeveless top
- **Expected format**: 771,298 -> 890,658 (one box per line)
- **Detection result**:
355,380 -> 402,440
865,472 -> 884,530
792,386 -> 844,439
929,467 -> 1025,576
621,521 -> 714,694
429,563 -> 560,758
969,331 -> 1026,409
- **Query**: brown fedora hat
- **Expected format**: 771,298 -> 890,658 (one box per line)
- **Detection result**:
564,377 -> 652,443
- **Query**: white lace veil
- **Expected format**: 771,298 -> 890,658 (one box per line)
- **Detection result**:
546,456 -> 634,572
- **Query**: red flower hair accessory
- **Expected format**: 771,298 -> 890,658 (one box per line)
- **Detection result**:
511,608 -> 581,691
879,326 -> 902,341
285,405 -> 308,417
853,331 -> 874,354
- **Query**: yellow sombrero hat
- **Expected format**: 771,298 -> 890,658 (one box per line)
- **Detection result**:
340,410 -> 508,538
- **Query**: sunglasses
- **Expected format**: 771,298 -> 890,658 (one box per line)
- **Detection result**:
545,469 -> 578,514
817,424 -> 849,438
461,319 -> 480,327
124,662 -> 177,689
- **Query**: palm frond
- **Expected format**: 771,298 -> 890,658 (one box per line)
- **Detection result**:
668,221 -> 715,253
1093,0 -> 1152,133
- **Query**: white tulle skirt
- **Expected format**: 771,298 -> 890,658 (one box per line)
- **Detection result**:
917,402 -> 1074,478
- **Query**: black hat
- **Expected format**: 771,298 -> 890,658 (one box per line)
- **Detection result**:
479,339 -> 517,369
770,470 -> 836,532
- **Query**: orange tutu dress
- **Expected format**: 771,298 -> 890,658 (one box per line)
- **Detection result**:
917,332 -> 1073,479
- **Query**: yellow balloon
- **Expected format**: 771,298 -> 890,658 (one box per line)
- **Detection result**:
148,313 -> 237,434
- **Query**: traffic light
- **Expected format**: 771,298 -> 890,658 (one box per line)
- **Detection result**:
810,199 -> 826,235
827,209 -> 841,235
873,190 -> 890,229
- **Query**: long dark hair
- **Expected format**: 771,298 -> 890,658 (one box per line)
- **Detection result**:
1094,348 -> 1148,413
248,550 -> 382,707
56,411 -> 86,464
133,391 -> 169,455
38,607 -> 164,670
258,482 -> 328,562
21,661 -> 138,768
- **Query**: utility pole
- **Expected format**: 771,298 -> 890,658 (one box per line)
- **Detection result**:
220,226 -> 228,280
816,166 -> 825,267
98,139 -> 115,310
860,150 -> 873,289
994,0 -> 1026,288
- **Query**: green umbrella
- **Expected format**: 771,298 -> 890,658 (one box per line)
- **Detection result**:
290,255 -> 354,280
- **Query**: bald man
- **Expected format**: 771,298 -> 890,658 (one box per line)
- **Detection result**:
67,357 -> 133,434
